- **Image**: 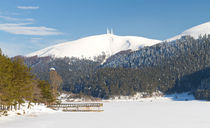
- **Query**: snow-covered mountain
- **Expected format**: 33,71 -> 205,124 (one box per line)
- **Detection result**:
167,22 -> 210,42
27,33 -> 161,60
27,22 -> 210,60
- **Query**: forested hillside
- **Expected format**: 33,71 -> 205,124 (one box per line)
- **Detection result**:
23,35 -> 210,100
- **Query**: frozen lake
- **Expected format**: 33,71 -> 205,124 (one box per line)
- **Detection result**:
1,100 -> 210,128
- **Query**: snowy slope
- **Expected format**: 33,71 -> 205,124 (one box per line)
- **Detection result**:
26,33 -> 161,59
167,22 -> 210,42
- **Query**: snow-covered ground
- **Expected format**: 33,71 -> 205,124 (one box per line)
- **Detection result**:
0,103 -> 55,122
1,93 -> 210,128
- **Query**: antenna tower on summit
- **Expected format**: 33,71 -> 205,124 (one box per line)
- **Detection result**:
107,28 -> 114,35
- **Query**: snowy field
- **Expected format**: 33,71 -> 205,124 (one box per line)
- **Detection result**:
1,94 -> 210,128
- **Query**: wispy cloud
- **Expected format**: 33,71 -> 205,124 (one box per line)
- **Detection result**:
24,18 -> 34,21
0,15 -> 18,21
17,6 -> 40,10
0,23 -> 62,36
0,15 -> 34,22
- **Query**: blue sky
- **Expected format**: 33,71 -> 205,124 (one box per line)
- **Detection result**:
0,0 -> 210,56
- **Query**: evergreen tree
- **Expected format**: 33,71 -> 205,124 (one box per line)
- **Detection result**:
0,50 -> 55,111
38,80 -> 55,104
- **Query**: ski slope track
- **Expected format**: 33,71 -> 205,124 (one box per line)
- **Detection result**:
26,34 -> 161,60
167,22 -> 210,41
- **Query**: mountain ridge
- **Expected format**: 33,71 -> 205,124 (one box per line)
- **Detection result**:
27,33 -> 161,60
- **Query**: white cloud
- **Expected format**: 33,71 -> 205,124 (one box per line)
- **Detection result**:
0,15 -> 34,22
24,18 -> 34,21
31,37 -> 42,40
0,15 -> 19,21
17,6 -> 40,10
0,23 -> 62,36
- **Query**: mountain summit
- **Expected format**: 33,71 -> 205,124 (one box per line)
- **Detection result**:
167,22 -> 210,41
27,33 -> 161,59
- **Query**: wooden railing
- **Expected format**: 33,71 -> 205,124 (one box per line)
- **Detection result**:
47,103 -> 104,112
